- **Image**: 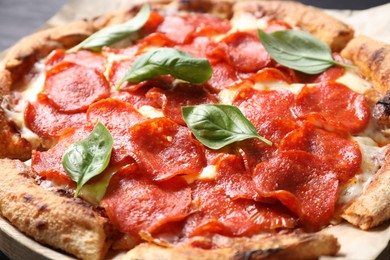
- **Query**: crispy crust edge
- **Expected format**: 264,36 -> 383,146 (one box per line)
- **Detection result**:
0,159 -> 112,260
123,232 -> 340,260
232,0 -> 354,52
0,0 -> 389,259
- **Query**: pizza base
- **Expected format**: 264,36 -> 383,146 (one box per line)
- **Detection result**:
0,0 -> 389,259
123,232 -> 339,260
0,159 -> 111,260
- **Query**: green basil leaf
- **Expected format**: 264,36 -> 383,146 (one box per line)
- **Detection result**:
182,104 -> 272,149
78,169 -> 115,205
257,29 -> 353,74
67,4 -> 150,53
62,122 -> 113,197
116,48 -> 213,89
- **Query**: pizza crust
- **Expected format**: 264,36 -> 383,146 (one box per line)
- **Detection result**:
232,0 -> 354,52
0,159 -> 112,260
341,150 -> 390,230
124,232 -> 339,260
0,0 -> 389,259
341,35 -> 390,95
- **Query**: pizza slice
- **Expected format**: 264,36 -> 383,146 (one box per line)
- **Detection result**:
0,1 -> 389,259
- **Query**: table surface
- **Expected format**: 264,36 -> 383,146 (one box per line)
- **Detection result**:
0,0 -> 389,259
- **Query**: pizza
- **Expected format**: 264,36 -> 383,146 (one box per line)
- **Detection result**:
0,0 -> 389,259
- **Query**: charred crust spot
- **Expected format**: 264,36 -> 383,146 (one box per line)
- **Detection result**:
234,248 -> 282,260
372,48 -> 385,64
23,194 -> 35,203
37,202 -> 49,213
372,91 -> 390,128
35,220 -> 47,231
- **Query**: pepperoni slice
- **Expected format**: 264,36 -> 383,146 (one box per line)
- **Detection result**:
45,49 -> 107,73
128,118 -> 207,181
146,83 -> 218,125
177,36 -> 214,58
209,31 -> 270,73
158,14 -> 230,44
279,123 -> 361,184
107,59 -> 133,89
215,154 -> 260,201
206,62 -> 238,93
237,119 -> 299,172
233,88 -> 296,132
184,181 -> 297,237
264,20 -> 293,32
248,68 -> 297,84
110,89 -> 157,109
294,82 -> 370,133
31,127 -> 90,186
42,62 -> 110,113
87,98 -> 145,164
25,99 -> 86,139
253,150 -> 338,230
101,167 -> 192,237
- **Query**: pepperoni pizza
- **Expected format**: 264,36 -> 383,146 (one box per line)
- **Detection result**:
0,0 -> 389,259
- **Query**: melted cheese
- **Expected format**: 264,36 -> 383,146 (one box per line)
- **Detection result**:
183,165 -> 218,184
137,105 -> 164,118
338,137 -> 388,205
336,69 -> 371,94
1,62 -> 45,148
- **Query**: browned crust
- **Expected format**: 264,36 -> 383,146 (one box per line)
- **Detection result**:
0,159 -> 112,260
341,35 -> 390,94
0,0 -> 388,259
123,232 -> 339,260
342,150 -> 390,230
232,0 -> 354,52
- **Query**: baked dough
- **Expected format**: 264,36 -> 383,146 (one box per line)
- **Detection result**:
0,1 -> 389,259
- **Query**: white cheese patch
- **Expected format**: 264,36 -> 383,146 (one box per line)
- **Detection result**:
137,105 -> 164,118
336,69 -> 371,94
230,12 -> 269,32
1,62 -> 45,148
337,137 -> 388,205
183,165 -> 218,184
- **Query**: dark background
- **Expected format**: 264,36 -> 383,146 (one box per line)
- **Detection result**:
0,0 -> 390,51
0,0 -> 389,259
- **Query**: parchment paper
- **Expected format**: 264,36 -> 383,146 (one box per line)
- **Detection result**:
2,0 -> 390,259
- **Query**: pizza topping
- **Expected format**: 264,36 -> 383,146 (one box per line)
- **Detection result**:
257,29 -> 354,74
182,104 -> 272,150
233,88 -> 296,132
185,181 -> 297,237
128,117 -> 207,181
294,82 -> 370,133
68,4 -> 150,52
32,127 -> 91,186
42,62 -> 110,113
101,167 -> 192,236
214,154 -> 260,201
157,14 -> 231,44
210,31 -> 270,73
24,98 -> 86,139
86,98 -> 145,164
146,83 -> 218,125
117,48 -> 212,88
279,123 -> 362,184
62,122 -> 113,196
253,150 -> 338,230
45,49 -> 107,73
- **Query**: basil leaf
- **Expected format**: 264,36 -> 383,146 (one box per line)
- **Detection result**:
78,169 -> 114,205
117,48 -> 212,89
257,29 -> 353,74
67,4 -> 150,53
182,104 -> 272,149
62,122 -> 113,197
